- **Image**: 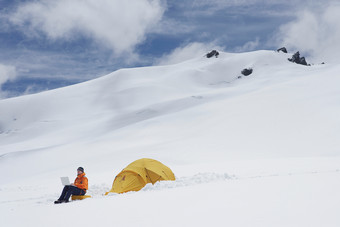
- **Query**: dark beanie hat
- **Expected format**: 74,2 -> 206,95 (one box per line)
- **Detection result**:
77,167 -> 84,172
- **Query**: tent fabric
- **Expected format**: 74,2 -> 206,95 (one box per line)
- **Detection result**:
105,158 -> 175,194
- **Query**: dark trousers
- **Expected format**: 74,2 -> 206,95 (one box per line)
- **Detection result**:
58,185 -> 85,201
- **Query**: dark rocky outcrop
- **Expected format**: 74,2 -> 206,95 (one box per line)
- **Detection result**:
288,51 -> 309,66
277,47 -> 288,53
206,50 -> 219,58
241,68 -> 253,76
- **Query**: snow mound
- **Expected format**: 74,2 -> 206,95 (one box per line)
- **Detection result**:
142,172 -> 233,191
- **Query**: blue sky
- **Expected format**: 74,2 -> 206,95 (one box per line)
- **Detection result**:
0,0 -> 339,98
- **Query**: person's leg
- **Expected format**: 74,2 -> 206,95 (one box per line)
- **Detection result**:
73,188 -> 86,195
64,186 -> 83,201
58,185 -> 70,201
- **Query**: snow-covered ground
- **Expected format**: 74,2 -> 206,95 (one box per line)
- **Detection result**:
1,50 -> 339,226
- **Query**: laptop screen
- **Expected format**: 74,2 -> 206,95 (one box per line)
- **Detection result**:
60,177 -> 71,186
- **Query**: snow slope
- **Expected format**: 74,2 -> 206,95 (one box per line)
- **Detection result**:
1,50 -> 340,227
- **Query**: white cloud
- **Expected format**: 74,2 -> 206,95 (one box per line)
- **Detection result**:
0,64 -> 16,99
8,0 -> 165,55
274,2 -> 340,63
234,37 -> 260,52
0,64 -> 16,85
155,42 -> 225,66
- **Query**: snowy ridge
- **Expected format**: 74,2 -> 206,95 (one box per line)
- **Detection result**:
1,50 -> 340,227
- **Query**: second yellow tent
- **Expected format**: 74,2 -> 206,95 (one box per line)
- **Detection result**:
105,158 -> 175,194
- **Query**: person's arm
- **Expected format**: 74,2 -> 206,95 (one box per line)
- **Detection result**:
74,177 -> 88,190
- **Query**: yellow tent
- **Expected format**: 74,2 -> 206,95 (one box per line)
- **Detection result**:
105,158 -> 175,194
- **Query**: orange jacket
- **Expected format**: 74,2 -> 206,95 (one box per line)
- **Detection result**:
74,172 -> 88,190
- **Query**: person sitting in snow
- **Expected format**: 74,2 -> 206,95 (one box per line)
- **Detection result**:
54,167 -> 88,204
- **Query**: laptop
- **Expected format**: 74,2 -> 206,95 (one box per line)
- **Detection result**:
60,177 -> 72,186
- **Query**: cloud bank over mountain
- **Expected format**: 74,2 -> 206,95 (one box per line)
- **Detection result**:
0,64 -> 16,98
275,2 -> 340,63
